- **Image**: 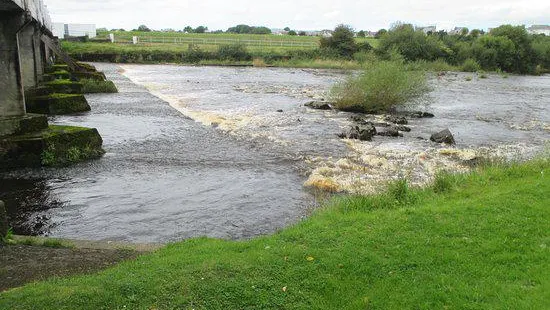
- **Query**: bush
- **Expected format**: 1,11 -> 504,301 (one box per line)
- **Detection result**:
331,60 -> 431,113
216,44 -> 251,61
461,58 -> 481,72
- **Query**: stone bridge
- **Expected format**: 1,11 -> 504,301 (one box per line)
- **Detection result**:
1,0 -> 105,169
0,0 -> 54,136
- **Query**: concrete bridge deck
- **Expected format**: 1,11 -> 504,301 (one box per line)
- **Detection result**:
0,0 -> 52,30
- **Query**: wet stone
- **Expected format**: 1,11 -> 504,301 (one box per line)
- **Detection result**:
385,115 -> 408,125
339,124 -> 376,141
408,111 -> 435,118
305,101 -> 332,110
377,126 -> 403,137
431,129 -> 456,145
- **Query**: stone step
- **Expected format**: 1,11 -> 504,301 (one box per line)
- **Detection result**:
0,125 -> 104,169
26,94 -> 90,115
0,114 -> 49,137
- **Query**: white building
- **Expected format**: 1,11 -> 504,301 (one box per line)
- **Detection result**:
417,26 -> 436,34
52,22 -> 65,38
527,25 -> 550,36
52,23 -> 97,39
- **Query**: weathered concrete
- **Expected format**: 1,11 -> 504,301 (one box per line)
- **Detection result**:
0,11 -> 27,119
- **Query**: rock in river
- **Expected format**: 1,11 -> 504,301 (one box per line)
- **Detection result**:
305,101 -> 332,110
339,124 -> 377,141
377,126 -> 403,137
385,115 -> 408,125
431,129 -> 456,145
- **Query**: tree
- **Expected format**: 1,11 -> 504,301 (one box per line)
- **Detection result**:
469,29 -> 482,38
489,25 -> 537,73
298,31 -> 307,36
137,25 -> 151,32
320,24 -> 358,58
227,24 -> 252,34
288,30 -> 297,36
284,27 -> 291,32
357,30 -> 366,38
183,26 -> 194,33
378,23 -> 447,61
195,26 -> 208,33
375,29 -> 387,39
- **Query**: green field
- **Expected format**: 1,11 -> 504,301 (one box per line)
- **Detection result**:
95,30 -> 379,49
1,158 -> 549,309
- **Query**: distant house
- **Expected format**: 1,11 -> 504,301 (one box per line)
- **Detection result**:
417,26 -> 436,34
271,28 -> 289,35
449,27 -> 468,35
527,25 -> 550,36
53,23 -> 97,39
367,31 -> 377,37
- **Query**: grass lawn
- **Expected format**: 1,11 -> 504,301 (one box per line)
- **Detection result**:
1,159 -> 548,309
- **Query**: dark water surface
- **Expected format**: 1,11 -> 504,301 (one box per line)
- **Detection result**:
1,64 -> 548,243
0,64 -> 313,243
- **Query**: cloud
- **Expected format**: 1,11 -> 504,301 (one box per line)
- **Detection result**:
44,0 -> 550,31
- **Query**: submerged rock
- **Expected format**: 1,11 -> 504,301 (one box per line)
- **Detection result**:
431,129 -> 456,145
408,111 -> 435,118
377,126 -> 403,137
305,101 -> 332,110
385,115 -> 408,125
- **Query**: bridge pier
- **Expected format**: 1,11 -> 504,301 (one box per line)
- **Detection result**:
0,11 -> 28,123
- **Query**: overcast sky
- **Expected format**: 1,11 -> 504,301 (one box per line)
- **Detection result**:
45,0 -> 549,31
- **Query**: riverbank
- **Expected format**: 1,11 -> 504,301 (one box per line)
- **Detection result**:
61,41 -> 463,71
0,235 -> 160,292
1,158 -> 548,308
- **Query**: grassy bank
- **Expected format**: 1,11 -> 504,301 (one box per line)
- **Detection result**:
1,158 -> 549,309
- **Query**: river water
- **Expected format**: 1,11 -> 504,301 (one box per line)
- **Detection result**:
1,64 -> 548,243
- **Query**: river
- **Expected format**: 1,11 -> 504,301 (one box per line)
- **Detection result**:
1,63 -> 548,243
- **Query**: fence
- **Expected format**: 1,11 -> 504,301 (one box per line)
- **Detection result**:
108,35 -> 319,48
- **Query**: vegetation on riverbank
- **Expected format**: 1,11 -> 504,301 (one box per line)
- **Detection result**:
63,24 -> 550,74
1,158 -> 548,309
331,59 -> 431,112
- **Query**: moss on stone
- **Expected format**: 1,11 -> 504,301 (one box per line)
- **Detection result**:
44,80 -> 83,94
45,64 -> 69,73
0,125 -> 104,169
27,93 -> 91,115
81,79 -> 118,93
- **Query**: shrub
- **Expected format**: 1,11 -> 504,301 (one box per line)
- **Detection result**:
331,60 -> 431,113
461,58 -> 481,72
216,44 -> 251,61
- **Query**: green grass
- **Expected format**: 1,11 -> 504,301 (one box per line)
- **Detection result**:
1,159 -> 549,309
